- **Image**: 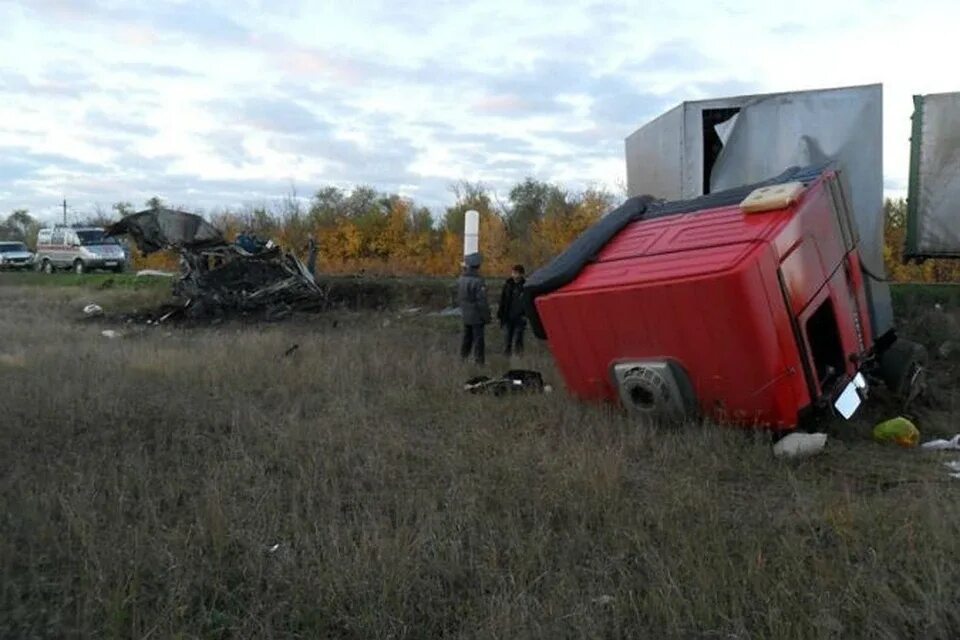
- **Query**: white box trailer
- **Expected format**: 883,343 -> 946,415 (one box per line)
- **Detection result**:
624,84 -> 892,336
905,92 -> 960,259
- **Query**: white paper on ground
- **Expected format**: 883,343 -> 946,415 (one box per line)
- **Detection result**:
921,434 -> 960,450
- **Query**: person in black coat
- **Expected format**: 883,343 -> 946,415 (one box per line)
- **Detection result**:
305,235 -> 318,278
498,264 -> 526,356
458,252 -> 491,364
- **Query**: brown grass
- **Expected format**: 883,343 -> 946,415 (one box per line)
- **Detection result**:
2,276 -> 960,639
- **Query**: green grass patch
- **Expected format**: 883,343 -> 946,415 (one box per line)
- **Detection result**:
0,271 -> 170,291
890,282 -> 960,310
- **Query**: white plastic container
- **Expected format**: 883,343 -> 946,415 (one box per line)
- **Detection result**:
773,432 -> 828,459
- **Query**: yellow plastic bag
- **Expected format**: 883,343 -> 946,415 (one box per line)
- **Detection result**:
872,417 -> 920,448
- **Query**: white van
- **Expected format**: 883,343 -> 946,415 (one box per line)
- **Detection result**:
35,226 -> 127,274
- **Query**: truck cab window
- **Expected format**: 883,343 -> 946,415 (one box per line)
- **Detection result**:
806,298 -> 845,390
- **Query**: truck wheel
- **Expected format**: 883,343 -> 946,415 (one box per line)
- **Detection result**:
41,260 -> 54,274
73,260 -> 85,275
878,338 -> 928,399
112,264 -> 125,274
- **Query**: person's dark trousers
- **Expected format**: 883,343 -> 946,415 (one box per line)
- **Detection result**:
461,324 -> 486,364
503,320 -> 525,356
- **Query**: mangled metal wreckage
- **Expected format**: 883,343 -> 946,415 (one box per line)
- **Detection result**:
106,209 -> 325,320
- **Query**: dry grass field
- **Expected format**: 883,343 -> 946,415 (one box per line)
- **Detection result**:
2,274 -> 960,639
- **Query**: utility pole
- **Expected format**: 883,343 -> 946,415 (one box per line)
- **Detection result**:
62,198 -> 67,225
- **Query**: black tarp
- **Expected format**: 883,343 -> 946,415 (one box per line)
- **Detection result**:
524,164 -> 830,339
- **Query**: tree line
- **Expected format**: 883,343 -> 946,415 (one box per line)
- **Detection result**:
1,184 -> 958,282
1,179 -> 617,276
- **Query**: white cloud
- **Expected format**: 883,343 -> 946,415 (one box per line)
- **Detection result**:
0,0 -> 956,222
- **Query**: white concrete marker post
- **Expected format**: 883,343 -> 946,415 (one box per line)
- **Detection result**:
463,209 -> 479,258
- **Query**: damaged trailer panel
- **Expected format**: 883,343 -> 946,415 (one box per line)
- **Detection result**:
624,84 -> 892,337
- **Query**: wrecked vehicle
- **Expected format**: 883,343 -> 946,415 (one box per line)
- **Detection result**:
106,208 -> 324,320
526,85 -> 928,430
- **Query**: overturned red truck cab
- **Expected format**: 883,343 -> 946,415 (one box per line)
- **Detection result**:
525,165 -> 922,430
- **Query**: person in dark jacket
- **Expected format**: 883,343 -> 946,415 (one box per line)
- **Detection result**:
305,235 -> 318,278
458,252 -> 491,364
498,264 -> 526,356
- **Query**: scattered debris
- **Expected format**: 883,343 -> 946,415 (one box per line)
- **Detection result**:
943,460 -> 960,473
283,344 -> 299,357
83,303 -> 104,317
106,209 -> 326,321
773,432 -> 828,459
401,307 -> 422,315
267,543 -> 281,553
872,417 -> 920,448
136,269 -> 175,278
157,308 -> 180,324
101,330 -> 122,339
921,434 -> 960,451
433,307 -> 462,317
592,595 -> 616,606
465,370 -> 549,396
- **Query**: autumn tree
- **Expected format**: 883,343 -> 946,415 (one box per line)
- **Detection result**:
440,181 -> 511,274
525,185 -> 615,265
118,179 -> 632,277
3,209 -> 33,238
78,204 -> 117,228
507,178 -> 564,238
0,209 -> 41,247
113,201 -> 134,217
883,197 -> 960,283
308,186 -> 345,227
443,181 -> 496,234
145,196 -> 164,211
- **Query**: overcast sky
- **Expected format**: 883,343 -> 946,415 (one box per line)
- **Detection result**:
1,0 -> 957,223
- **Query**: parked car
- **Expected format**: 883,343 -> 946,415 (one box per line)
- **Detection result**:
0,241 -> 35,270
35,226 -> 127,274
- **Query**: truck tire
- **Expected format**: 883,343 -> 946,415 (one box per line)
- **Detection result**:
613,361 -> 698,424
73,259 -> 85,275
878,338 -> 927,399
41,259 -> 54,274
